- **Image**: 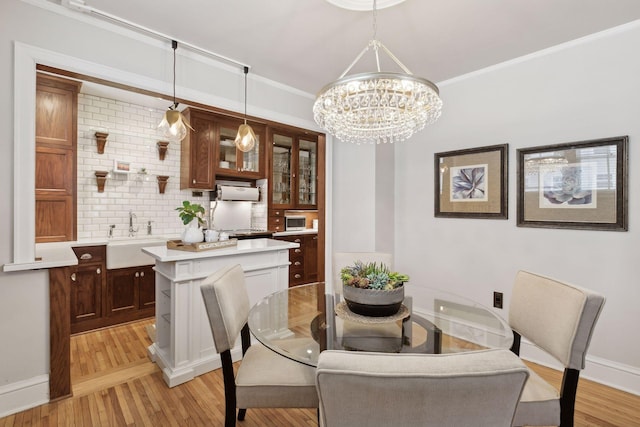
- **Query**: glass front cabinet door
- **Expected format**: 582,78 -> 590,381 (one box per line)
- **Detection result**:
297,138 -> 317,208
271,133 -> 293,206
216,118 -> 264,179
270,131 -> 318,209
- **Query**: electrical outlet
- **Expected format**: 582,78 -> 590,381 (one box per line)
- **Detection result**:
493,291 -> 503,309
192,191 -> 203,197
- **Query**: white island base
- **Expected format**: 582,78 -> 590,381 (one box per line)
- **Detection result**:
142,238 -> 298,387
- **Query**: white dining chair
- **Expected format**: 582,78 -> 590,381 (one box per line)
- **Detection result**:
315,348 -> 529,427
509,270 -> 606,427
200,264 -> 318,427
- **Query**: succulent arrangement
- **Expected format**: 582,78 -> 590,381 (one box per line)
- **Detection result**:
175,200 -> 206,226
340,261 -> 409,290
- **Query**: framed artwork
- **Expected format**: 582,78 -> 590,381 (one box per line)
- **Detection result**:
517,136 -> 628,231
434,144 -> 508,219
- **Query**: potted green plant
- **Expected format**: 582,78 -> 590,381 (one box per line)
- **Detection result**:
340,261 -> 409,317
176,200 -> 206,243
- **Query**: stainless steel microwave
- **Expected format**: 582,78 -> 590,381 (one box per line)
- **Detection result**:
285,215 -> 306,231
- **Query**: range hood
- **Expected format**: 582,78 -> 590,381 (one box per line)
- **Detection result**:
213,185 -> 260,201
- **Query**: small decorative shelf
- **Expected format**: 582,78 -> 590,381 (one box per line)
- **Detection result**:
157,175 -> 169,194
95,171 -> 108,193
95,132 -> 109,154
157,141 -> 169,161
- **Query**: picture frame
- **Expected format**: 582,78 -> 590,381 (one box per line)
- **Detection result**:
434,144 -> 508,219
516,136 -> 628,231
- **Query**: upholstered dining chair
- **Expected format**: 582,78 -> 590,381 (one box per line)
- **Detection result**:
509,270 -> 606,427
332,252 -> 393,296
315,349 -> 529,427
200,264 -> 318,427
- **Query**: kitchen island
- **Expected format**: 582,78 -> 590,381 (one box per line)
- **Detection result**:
142,238 -> 299,387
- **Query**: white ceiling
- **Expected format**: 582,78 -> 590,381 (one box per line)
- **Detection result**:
63,0 -> 640,98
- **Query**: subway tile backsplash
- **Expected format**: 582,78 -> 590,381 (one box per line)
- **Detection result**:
76,94 -> 211,240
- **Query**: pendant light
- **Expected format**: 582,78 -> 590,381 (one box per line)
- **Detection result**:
235,66 -> 257,152
158,40 -> 193,141
314,0 -> 442,144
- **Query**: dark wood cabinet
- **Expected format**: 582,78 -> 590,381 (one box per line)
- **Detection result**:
180,108 -> 216,189
180,108 -> 266,189
274,234 -> 318,287
69,245 -> 155,333
269,130 -> 318,210
106,265 -> 155,320
304,234 -> 318,283
70,245 -> 106,334
35,73 -> 81,243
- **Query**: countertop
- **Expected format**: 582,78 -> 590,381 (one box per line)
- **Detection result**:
273,229 -> 318,237
142,238 -> 299,262
3,232 -> 310,272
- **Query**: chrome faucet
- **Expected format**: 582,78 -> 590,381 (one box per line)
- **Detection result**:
108,224 -> 116,238
129,210 -> 139,237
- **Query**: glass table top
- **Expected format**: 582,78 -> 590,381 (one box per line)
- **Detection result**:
248,282 -> 513,367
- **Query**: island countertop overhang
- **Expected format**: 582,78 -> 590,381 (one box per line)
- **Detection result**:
141,238 -> 299,263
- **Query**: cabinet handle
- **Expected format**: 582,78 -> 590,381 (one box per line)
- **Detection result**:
294,261 -> 301,266
294,274 -> 302,279
71,273 -> 76,282
192,179 -> 196,184
294,238 -> 302,243
80,253 -> 93,260
135,272 -> 140,278
295,248 -> 302,253
96,268 -> 101,275
274,218 -> 280,223
140,271 -> 145,277
313,236 -> 318,240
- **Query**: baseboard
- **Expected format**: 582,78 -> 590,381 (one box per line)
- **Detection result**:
519,340 -> 640,396
0,374 -> 49,418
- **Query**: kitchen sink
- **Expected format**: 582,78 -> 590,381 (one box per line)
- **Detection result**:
106,237 -> 167,269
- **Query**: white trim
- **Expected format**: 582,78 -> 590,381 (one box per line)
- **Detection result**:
438,19 -> 640,88
0,374 -> 49,418
519,339 -> 640,396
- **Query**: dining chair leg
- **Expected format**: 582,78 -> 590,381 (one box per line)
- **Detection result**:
220,350 -> 237,427
238,408 -> 247,421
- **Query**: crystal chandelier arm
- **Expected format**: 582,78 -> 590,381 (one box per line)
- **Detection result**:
375,40 -> 413,75
338,42 -> 373,78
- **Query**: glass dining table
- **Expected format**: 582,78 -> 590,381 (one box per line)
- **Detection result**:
248,282 -> 514,367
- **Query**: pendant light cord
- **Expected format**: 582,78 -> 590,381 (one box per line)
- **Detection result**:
243,66 -> 249,125
171,40 -> 178,109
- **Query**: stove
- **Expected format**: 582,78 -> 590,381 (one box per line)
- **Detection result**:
223,229 -> 274,240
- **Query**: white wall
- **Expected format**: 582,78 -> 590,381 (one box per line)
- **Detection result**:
0,0 -> 317,416
395,22 -> 640,393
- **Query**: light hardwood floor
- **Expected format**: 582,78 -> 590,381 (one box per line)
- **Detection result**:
0,318 -> 638,426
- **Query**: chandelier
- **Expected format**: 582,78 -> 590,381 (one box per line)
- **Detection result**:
313,0 -> 442,144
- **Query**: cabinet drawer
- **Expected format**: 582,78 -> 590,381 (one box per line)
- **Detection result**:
269,223 -> 285,233
72,245 -> 106,264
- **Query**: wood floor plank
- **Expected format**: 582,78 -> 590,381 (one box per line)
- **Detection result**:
1,318 -> 638,426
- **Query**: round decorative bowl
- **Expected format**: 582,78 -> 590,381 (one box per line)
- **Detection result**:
342,284 -> 405,317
